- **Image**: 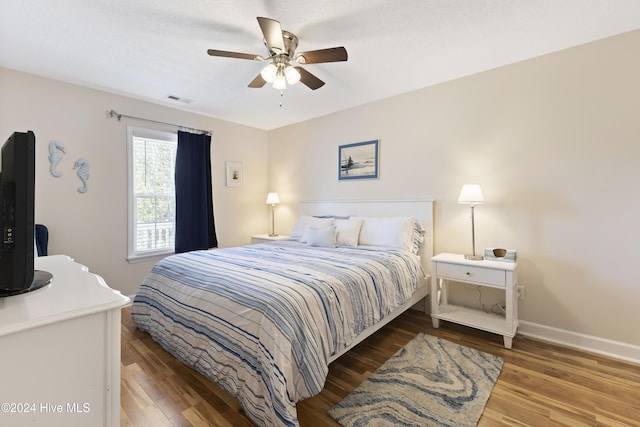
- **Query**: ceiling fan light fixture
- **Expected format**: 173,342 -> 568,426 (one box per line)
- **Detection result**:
260,63 -> 277,83
207,17 -> 348,91
273,73 -> 287,90
284,65 -> 300,85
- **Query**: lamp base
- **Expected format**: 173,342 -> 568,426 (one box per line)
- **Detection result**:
464,254 -> 484,261
268,233 -> 279,237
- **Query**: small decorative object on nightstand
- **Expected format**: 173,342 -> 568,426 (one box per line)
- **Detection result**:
484,248 -> 517,262
458,184 -> 484,260
431,253 -> 518,348
251,234 -> 290,244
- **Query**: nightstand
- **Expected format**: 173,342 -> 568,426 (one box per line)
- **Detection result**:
431,253 -> 518,348
250,234 -> 290,244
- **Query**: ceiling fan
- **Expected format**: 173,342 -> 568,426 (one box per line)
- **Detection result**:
207,17 -> 348,90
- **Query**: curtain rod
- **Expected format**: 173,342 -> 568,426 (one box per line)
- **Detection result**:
108,109 -> 212,135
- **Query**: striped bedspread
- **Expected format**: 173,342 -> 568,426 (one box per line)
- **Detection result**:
131,241 -> 425,427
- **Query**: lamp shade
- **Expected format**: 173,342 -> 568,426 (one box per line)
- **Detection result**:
457,185 -> 484,204
272,73 -> 287,90
284,65 -> 301,85
261,63 -> 277,83
266,192 -> 280,205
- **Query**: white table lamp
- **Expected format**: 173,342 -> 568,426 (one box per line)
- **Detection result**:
266,192 -> 280,236
458,184 -> 484,260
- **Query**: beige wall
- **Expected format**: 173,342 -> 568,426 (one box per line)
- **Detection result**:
0,67 -> 269,296
269,30 -> 640,349
2,29 -> 638,356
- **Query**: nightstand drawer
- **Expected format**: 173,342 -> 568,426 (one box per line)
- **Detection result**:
436,262 -> 506,287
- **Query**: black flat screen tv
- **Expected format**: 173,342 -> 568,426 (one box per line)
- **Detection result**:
0,131 -> 52,297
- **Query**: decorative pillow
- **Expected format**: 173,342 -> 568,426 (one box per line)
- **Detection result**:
305,225 -> 337,248
335,218 -> 364,246
411,219 -> 425,254
352,216 -> 415,251
290,216 -> 335,240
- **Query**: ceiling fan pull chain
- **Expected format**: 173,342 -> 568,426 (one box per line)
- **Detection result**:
280,90 -> 284,107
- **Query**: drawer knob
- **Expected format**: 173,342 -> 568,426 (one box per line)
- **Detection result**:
466,272 -> 471,276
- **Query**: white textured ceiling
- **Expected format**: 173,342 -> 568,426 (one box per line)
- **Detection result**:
2,1 -> 640,130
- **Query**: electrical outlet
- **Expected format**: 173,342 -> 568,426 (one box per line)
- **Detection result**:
517,285 -> 525,301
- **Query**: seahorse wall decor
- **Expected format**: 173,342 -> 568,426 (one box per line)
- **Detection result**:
73,158 -> 90,193
48,140 -> 65,177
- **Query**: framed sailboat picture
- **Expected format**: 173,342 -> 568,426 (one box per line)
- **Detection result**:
338,139 -> 379,180
225,161 -> 243,187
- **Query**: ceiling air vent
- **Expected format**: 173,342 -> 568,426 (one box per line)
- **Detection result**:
165,94 -> 193,104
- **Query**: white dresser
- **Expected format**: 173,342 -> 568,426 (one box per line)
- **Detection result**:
0,255 -> 130,426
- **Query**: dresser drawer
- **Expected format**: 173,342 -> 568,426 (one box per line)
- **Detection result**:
435,262 -> 506,287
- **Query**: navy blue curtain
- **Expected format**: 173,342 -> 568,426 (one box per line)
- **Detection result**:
174,131 -> 218,253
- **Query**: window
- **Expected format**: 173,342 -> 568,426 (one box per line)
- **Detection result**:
127,126 -> 177,261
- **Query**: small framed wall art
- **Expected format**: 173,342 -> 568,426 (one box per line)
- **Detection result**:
338,139 -> 379,180
225,161 -> 243,187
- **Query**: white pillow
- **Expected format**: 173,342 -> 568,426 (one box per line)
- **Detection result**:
353,216 -> 415,251
305,225 -> 337,248
335,218 -> 364,246
290,216 -> 335,240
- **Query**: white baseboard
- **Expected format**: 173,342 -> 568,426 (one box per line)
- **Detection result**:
518,320 -> 640,365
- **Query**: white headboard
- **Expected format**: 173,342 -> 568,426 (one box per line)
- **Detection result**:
298,199 -> 434,275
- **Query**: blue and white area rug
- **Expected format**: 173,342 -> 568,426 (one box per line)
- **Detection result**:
328,333 -> 503,427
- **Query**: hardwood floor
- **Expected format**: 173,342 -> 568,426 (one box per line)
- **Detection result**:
120,307 -> 640,426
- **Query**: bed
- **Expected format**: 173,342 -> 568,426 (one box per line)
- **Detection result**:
131,199 -> 434,426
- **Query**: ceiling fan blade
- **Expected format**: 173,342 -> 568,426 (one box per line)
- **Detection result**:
248,74 -> 267,88
295,47 -> 348,64
257,17 -> 285,54
207,49 -> 261,60
296,67 -> 325,90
